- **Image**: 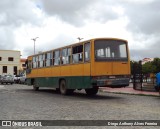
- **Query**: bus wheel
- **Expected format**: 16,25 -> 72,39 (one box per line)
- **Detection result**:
60,80 -> 68,95
33,81 -> 39,91
59,80 -> 74,95
85,87 -> 98,96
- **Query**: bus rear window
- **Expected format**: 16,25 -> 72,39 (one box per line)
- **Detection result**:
94,40 -> 128,61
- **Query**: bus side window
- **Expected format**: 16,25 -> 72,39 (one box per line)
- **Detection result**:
62,48 -> 67,64
36,56 -> 39,68
50,52 -> 53,66
62,48 -> 71,65
53,50 -> 60,66
72,45 -> 83,63
39,54 -> 43,67
32,56 -> 36,68
43,54 -> 45,67
46,52 -> 52,67
84,42 -> 90,62
68,48 -> 71,64
73,54 -> 79,63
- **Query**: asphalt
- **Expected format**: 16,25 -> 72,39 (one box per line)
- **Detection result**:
100,83 -> 160,96
0,83 -> 159,97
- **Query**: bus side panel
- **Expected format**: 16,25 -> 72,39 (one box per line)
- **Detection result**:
83,63 -> 92,89
60,65 -> 71,76
51,66 -> 61,77
60,63 -> 91,88
26,68 -> 37,85
27,63 -> 92,89
29,69 -> 37,78
27,76 -> 91,89
44,67 -> 52,77
35,77 -> 59,88
37,68 -> 45,77
83,63 -> 91,76
63,63 -> 92,89
66,76 -> 91,89
91,62 -> 112,76
71,64 -> 84,76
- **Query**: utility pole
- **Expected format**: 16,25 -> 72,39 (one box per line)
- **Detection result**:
31,37 -> 39,54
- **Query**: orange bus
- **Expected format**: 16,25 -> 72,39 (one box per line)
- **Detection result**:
26,38 -> 130,95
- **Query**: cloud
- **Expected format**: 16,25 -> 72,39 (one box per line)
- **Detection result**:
113,0 -> 160,60
0,0 -> 160,60
0,0 -> 42,27
121,0 -> 160,35
0,27 -> 15,49
38,0 -> 120,26
0,0 -> 43,52
130,46 -> 160,61
130,32 -> 160,60
22,32 -> 76,57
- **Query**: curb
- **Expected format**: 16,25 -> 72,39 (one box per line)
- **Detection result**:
99,89 -> 160,97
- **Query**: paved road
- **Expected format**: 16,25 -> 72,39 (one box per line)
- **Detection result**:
0,84 -> 160,129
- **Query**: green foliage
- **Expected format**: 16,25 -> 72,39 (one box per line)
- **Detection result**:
141,58 -> 160,74
151,58 -> 160,73
142,62 -> 155,74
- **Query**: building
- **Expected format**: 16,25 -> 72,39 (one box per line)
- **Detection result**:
20,58 -> 27,73
142,58 -> 154,65
0,50 -> 21,75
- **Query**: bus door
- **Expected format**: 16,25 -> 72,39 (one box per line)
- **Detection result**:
111,42 -> 130,75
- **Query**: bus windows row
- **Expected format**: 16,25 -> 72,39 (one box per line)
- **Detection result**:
32,42 -> 90,68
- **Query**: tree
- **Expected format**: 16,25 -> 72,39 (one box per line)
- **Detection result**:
131,58 -> 160,75
141,58 -> 160,74
142,62 -> 156,74
151,58 -> 160,73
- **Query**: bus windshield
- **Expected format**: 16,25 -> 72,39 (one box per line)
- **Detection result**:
94,39 -> 128,61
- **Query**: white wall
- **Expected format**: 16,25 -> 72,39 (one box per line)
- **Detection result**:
0,50 -> 20,75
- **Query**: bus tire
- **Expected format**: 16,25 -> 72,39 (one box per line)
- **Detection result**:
85,87 -> 98,96
59,80 -> 73,95
33,81 -> 39,91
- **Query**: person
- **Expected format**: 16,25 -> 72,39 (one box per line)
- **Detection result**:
155,72 -> 160,95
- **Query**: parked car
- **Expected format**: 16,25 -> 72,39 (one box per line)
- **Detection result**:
19,74 -> 26,84
14,75 -> 21,83
0,74 -> 14,84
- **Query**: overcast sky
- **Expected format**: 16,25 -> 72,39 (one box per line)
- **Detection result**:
0,0 -> 160,60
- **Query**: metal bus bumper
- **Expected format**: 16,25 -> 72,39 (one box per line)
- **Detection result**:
92,78 -> 130,88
